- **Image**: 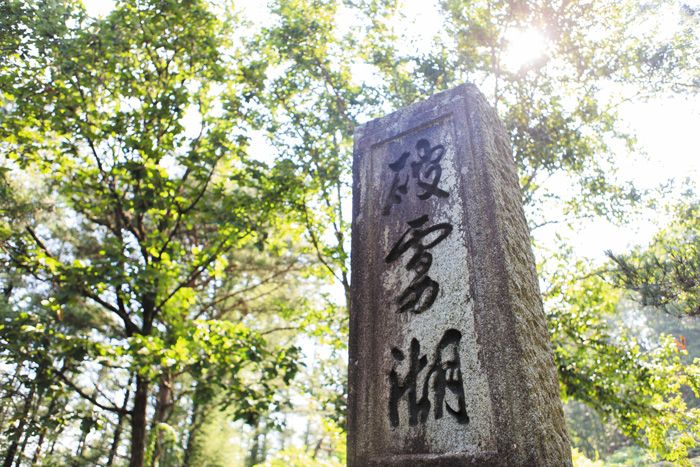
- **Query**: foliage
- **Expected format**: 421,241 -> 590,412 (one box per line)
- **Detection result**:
358,0 -> 663,227
565,400 -> 634,460
602,445 -> 653,466
178,405 -> 247,467
259,419 -> 346,467
572,447 -> 605,467
259,447 -> 343,467
0,0 -> 307,465
543,245 -> 700,465
245,0 -> 700,462
599,199 -> 700,461
607,201 -> 700,318
1,0 -> 700,464
255,0 -> 700,461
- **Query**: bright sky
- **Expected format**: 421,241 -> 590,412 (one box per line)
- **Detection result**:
543,94 -> 700,265
83,0 -> 114,16
81,0 -> 700,262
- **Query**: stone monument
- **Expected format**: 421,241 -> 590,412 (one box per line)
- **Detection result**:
348,83 -> 572,466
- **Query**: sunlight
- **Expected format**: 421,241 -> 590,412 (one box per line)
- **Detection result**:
82,0 -> 115,17
502,28 -> 548,71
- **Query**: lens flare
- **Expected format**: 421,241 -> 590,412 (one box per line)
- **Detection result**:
503,29 -> 548,71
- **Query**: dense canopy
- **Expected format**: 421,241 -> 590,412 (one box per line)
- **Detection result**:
1,0 -> 699,466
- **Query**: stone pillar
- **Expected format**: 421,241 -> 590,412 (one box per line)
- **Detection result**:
348,83 -> 572,466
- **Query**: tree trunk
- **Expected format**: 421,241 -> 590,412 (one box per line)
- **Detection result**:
31,397 -> 57,465
16,387 -> 45,467
0,366 -> 21,433
246,426 -> 267,467
246,436 -> 259,467
261,430 -> 268,463
150,372 -> 172,467
31,428 -> 46,465
48,437 -> 57,455
182,400 -> 200,467
107,379 -> 132,466
76,429 -> 87,457
4,384 -> 35,467
107,415 -> 125,467
129,375 -> 150,467
312,436 -> 324,460
4,416 -> 27,467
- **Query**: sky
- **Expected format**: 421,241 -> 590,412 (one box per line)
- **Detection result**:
81,0 -> 700,262
578,95 -> 700,259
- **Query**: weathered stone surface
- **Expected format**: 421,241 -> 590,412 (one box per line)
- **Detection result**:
348,83 -> 572,466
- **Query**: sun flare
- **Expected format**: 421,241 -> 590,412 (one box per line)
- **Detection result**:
503,29 -> 548,71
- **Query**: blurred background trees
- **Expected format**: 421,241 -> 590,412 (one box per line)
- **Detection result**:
1,0 -> 699,465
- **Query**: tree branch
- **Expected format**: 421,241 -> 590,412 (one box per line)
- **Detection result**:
56,369 -> 131,416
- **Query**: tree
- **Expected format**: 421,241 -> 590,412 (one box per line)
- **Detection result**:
2,0 -> 700,464
543,247 -> 700,463
1,1 -> 304,465
607,200 -> 700,318
599,198 -> 700,460
253,0 -> 700,462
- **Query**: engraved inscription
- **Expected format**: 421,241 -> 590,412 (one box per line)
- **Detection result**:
385,215 -> 453,314
379,127 -> 474,434
382,138 -> 449,216
412,139 -> 449,201
389,329 -> 470,429
353,97 -> 505,461
382,151 -> 411,216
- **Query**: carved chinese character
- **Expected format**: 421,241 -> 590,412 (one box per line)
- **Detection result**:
385,215 -> 452,313
382,151 -> 411,216
412,139 -> 449,201
388,329 -> 470,429
381,139 -> 449,216
389,338 -> 430,428
433,329 -> 470,424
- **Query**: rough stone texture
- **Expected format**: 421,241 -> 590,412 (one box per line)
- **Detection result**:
349,83 -> 572,466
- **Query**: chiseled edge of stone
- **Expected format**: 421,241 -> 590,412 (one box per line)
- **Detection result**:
461,84 -> 572,466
